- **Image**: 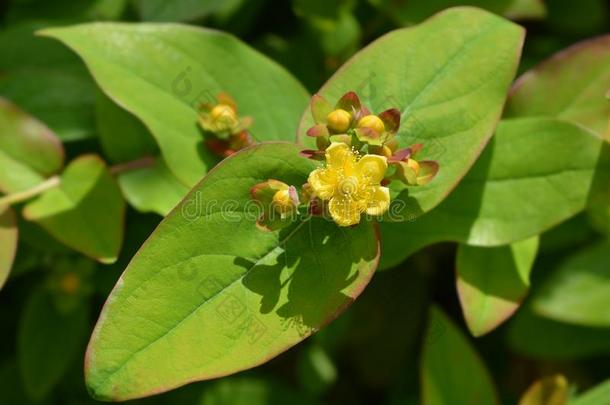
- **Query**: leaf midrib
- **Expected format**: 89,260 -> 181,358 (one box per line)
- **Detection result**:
93,218 -> 310,392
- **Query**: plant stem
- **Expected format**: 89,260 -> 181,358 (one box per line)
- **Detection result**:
0,156 -> 157,207
0,175 -> 60,206
109,156 -> 156,175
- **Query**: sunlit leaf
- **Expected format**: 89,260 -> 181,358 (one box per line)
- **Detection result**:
298,7 -> 523,220
42,23 -> 310,185
421,306 -> 499,405
84,143 -> 379,400
23,155 -> 125,263
379,118 -> 610,266
456,237 -> 538,336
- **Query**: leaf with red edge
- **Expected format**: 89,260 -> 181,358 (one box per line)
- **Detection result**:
378,108 -> 400,134
335,91 -> 361,114
311,95 -> 333,124
84,143 -> 380,401
297,7 -> 524,218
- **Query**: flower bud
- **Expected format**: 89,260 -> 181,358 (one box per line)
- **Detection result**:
326,109 -> 352,133
272,187 -> 299,217
357,115 -> 385,134
211,104 -> 238,126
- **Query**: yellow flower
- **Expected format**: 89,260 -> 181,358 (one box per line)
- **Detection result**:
308,142 -> 390,226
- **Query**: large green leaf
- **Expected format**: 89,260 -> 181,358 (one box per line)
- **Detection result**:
95,90 -> 188,215
42,23 -> 310,186
379,117 -> 610,267
0,97 -> 64,193
533,241 -> 610,327
456,237 -> 538,337
17,287 -> 89,401
0,205 -> 18,289
506,35 -> 610,137
23,155 -> 126,263
84,143 -> 379,400
421,306 -> 498,405
298,7 -> 523,219
508,304 -> 610,360
379,35 -> 610,267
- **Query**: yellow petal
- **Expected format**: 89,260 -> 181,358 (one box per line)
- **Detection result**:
329,196 -> 362,226
308,168 -> 336,200
325,142 -> 355,174
365,186 -> 390,216
357,154 -> 387,185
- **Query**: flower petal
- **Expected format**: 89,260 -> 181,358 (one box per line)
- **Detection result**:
311,94 -> 333,124
365,186 -> 390,216
357,154 -> 388,184
325,142 -> 355,172
308,168 -> 336,200
329,196 -> 362,227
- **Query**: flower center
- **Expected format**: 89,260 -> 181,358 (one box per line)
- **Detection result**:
339,176 -> 359,196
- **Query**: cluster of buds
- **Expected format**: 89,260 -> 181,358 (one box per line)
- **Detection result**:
251,91 -> 439,228
302,91 -> 439,188
198,93 -> 254,157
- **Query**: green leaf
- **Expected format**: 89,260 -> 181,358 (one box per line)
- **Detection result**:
118,159 -> 189,216
17,287 -> 89,401
518,374 -> 569,405
508,304 -> 610,360
506,35 -> 610,137
370,0 -> 545,25
23,155 -> 126,263
41,23 -> 310,186
379,117 -> 610,267
0,97 -> 64,193
0,205 -> 18,289
421,306 -> 499,405
95,90 -> 157,164
571,378 -> 610,405
134,0 -> 235,22
0,66 -> 97,142
533,241 -> 610,327
200,376 -> 319,405
456,237 -> 538,337
298,7 -> 524,218
84,143 -> 379,401
95,90 -> 188,215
